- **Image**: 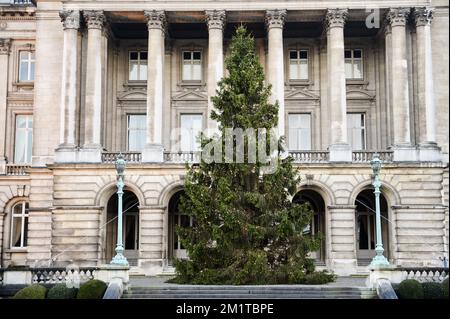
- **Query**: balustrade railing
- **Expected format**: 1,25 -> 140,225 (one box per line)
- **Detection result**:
101,152 -> 142,164
400,267 -> 449,283
289,151 -> 329,163
31,267 -> 97,285
10,0 -> 32,5
352,150 -> 394,163
164,151 -> 200,163
5,164 -> 30,176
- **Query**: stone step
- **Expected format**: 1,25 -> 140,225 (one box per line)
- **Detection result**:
122,293 -> 366,299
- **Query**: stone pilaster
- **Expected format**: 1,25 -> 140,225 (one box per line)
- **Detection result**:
80,10 -> 106,163
413,7 -> 441,161
265,9 -> 286,137
325,9 -> 352,162
139,206 -> 165,275
0,38 -> 11,174
55,10 -> 80,163
386,8 -> 416,161
205,10 -> 226,132
142,10 -> 166,163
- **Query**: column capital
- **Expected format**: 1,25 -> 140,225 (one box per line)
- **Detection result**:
205,10 -> 226,30
83,10 -> 106,30
0,38 -> 11,55
59,10 -> 80,30
324,8 -> 348,30
386,8 -> 410,27
413,7 -> 434,27
265,9 -> 287,29
144,10 -> 167,33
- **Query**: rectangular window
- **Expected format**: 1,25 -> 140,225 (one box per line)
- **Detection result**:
14,115 -> 33,164
127,115 -> 146,151
182,51 -> 202,81
288,114 -> 311,150
347,113 -> 366,150
129,51 -> 148,81
11,202 -> 29,248
19,51 -> 35,82
345,49 -> 363,79
180,114 -> 203,151
289,50 -> 309,80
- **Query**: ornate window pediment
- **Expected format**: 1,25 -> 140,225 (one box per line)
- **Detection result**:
117,89 -> 147,102
346,88 -> 375,100
285,88 -> 320,100
172,89 -> 207,102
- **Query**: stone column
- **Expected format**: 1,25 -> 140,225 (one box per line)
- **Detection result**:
413,7 -> 441,161
205,10 -> 226,132
80,10 -> 106,163
142,10 -> 166,163
325,9 -> 352,162
0,38 -> 11,175
387,8 -> 416,161
265,10 -> 286,138
55,10 -> 80,163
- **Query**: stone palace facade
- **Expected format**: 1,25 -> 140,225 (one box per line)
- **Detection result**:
0,0 -> 448,276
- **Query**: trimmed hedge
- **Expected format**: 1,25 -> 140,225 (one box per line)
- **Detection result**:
76,279 -> 107,299
422,282 -> 444,299
13,284 -> 47,299
302,271 -> 337,285
397,279 -> 424,299
47,283 -> 78,299
442,278 -> 449,299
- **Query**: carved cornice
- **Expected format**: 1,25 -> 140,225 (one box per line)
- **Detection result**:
386,8 -> 410,27
324,8 -> 348,30
413,7 -> 434,27
205,10 -> 226,30
59,10 -> 80,30
83,10 -> 106,30
144,10 -> 167,33
265,9 -> 287,29
0,38 -> 11,55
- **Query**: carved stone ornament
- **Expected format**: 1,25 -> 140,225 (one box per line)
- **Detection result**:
0,38 -> 11,55
83,10 -> 106,30
386,8 -> 410,27
59,10 -> 80,30
144,10 -> 167,33
413,7 -> 434,27
324,8 -> 348,30
205,10 -> 226,30
265,9 -> 287,29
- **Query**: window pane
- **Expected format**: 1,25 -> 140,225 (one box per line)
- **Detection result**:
27,129 -> 33,163
140,51 -> 148,60
299,50 -> 308,59
345,60 -> 353,78
181,114 -> 203,151
129,61 -> 139,80
289,51 -> 297,59
354,50 -> 362,58
23,216 -> 28,246
20,62 -> 29,81
139,61 -> 147,81
289,64 -> 299,80
130,52 -> 138,60
183,52 -> 191,60
11,216 -> 22,247
128,115 -> 146,151
344,50 -> 351,59
288,114 -> 311,150
182,64 -> 191,81
299,61 -> 308,80
193,51 -> 201,60
192,64 -> 202,80
15,115 -> 32,164
29,61 -> 35,81
353,60 -> 363,79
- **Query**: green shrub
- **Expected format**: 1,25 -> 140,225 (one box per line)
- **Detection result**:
47,283 -> 78,299
397,279 -> 424,299
302,271 -> 337,285
442,278 -> 449,299
13,284 -> 46,299
422,282 -> 443,299
76,280 -> 107,299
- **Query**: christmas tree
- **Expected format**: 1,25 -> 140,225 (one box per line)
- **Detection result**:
170,26 -> 335,285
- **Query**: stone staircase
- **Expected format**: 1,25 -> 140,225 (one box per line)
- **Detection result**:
122,285 -> 377,299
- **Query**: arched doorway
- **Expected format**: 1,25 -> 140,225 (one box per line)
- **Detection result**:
168,190 -> 193,262
293,190 -> 326,264
355,189 -> 389,264
105,190 -> 140,266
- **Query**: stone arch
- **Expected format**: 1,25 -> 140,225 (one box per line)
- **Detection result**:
349,179 -> 400,207
296,180 -> 336,207
158,179 -> 184,207
95,179 -> 145,208
0,185 -> 30,213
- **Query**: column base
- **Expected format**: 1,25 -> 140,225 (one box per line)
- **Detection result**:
328,143 -> 352,162
391,144 -> 419,162
55,145 -> 78,163
142,144 -> 164,163
418,142 -> 442,162
78,146 -> 102,163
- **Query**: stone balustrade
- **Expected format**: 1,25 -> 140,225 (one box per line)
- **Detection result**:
289,151 -> 330,163
101,152 -> 142,164
164,151 -> 200,163
352,151 -> 394,163
399,267 -> 449,283
31,267 -> 97,285
5,164 -> 30,176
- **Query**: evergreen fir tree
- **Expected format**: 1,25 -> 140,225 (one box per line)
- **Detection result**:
170,26 -> 335,285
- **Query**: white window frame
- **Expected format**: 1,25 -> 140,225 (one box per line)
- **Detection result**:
14,114 -> 33,164
288,49 -> 309,81
128,50 -> 148,81
10,201 -> 29,249
288,113 -> 312,151
18,51 -> 35,82
126,114 -> 146,152
180,114 -> 203,152
181,50 -> 202,82
345,49 -> 364,80
347,113 -> 367,150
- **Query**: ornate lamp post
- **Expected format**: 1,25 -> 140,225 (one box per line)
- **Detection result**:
370,154 -> 390,268
110,154 -> 129,266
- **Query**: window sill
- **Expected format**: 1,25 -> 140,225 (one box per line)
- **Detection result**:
124,81 -> 147,89
13,82 -> 34,89
287,80 -> 312,86
179,81 -> 203,87
5,248 -> 27,253
346,79 -> 368,85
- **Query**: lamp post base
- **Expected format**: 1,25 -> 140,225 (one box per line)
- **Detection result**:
370,254 -> 390,268
111,249 -> 129,266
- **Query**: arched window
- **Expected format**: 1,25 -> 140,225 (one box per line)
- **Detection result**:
11,202 -> 29,248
